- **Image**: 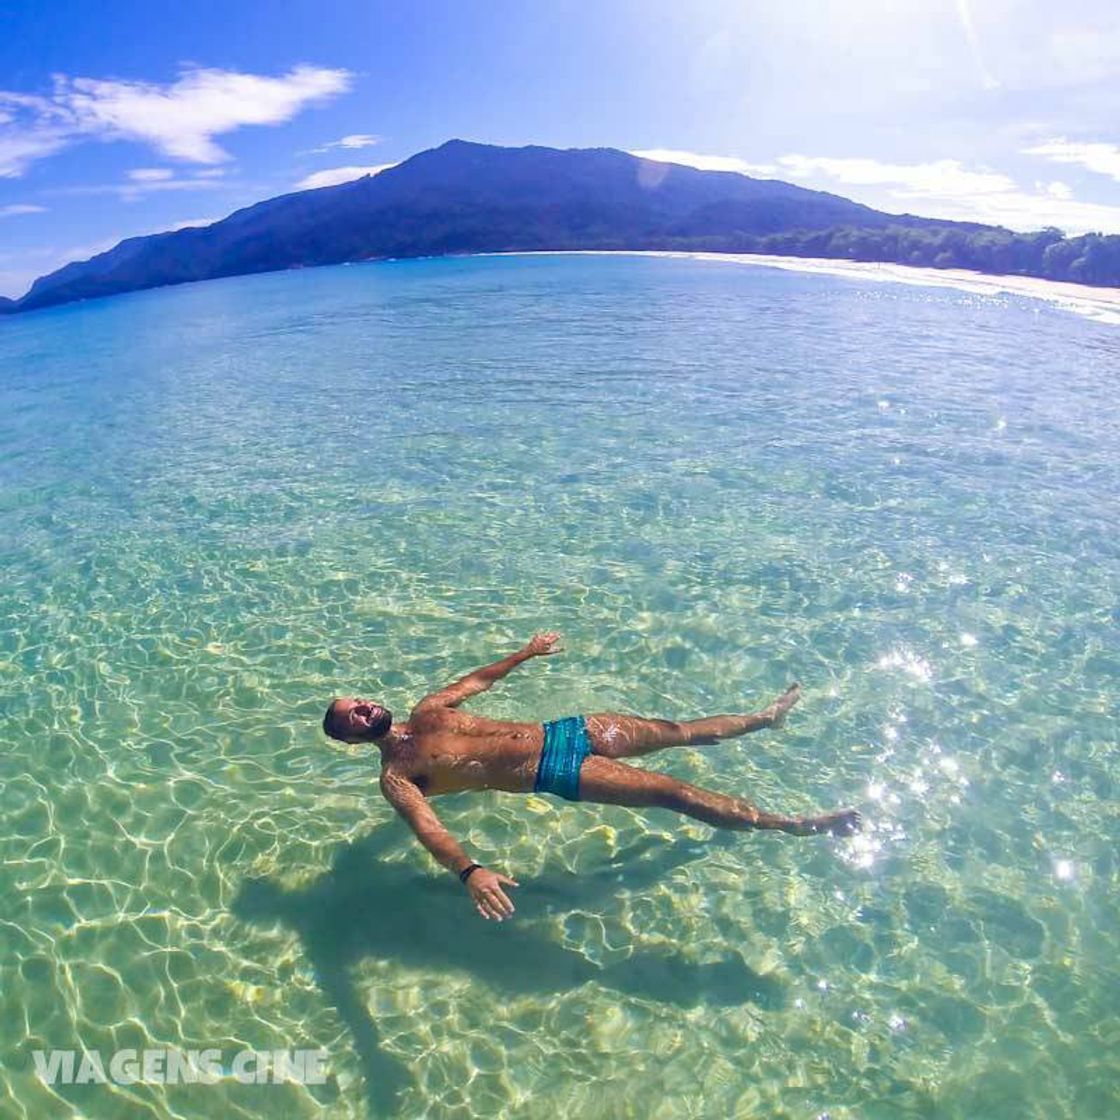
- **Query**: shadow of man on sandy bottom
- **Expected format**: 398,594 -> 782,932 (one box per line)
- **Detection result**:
232,825 -> 784,1117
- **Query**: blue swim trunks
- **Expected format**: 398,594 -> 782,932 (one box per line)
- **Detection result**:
533,715 -> 592,802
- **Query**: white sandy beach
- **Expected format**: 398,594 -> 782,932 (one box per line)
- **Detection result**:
498,250 -> 1120,327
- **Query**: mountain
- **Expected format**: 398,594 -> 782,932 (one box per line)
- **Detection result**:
8,140 -> 1120,313
0,296 -> 14,315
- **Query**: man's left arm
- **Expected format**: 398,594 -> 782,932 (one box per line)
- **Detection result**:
416,632 -> 562,709
379,770 -> 519,920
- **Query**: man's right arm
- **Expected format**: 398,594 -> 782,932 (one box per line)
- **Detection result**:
414,632 -> 563,710
378,771 -> 519,920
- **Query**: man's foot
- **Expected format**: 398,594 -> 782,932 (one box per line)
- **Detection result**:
802,808 -> 861,837
764,683 -> 802,728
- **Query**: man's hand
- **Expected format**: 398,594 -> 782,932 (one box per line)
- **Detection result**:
466,867 -> 520,920
525,631 -> 563,657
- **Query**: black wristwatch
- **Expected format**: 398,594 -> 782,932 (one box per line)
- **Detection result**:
458,862 -> 483,884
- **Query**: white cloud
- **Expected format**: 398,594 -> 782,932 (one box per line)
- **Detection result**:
1023,138 -> 1120,183
0,203 -> 46,217
771,152 -> 1120,235
310,133 -> 380,153
47,176 -> 235,200
630,148 -> 776,176
630,148 -> 1120,233
191,168 -> 226,179
294,163 -> 395,190
0,65 -> 353,176
128,168 -> 173,182
941,190 -> 1120,235
168,215 -> 223,231
776,155 -> 1015,196
55,65 -> 353,163
0,124 -> 70,178
1037,180 -> 1072,199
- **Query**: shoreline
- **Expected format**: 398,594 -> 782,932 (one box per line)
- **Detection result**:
6,249 -> 1119,326
481,249 -> 1120,326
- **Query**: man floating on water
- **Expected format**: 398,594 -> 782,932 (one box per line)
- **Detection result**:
322,633 -> 861,921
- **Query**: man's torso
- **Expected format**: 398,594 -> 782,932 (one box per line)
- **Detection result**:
382,707 -> 548,796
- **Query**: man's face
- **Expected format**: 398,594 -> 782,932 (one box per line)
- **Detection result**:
331,698 -> 392,742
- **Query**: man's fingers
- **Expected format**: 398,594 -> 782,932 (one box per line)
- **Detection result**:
487,887 -> 514,917
472,888 -> 512,920
526,631 -> 564,657
469,872 -> 519,920
483,887 -> 512,913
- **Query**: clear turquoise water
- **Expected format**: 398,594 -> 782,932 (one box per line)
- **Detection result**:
0,254 -> 1117,1119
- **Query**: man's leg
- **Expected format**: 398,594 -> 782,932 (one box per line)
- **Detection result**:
577,755 -> 860,836
584,683 -> 801,759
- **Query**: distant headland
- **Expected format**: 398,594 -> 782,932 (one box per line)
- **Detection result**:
3,139 -> 1117,316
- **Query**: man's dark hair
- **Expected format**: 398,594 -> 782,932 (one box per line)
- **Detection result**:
322,699 -> 343,740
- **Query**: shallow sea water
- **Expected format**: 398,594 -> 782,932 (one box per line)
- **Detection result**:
0,254 -> 1117,1119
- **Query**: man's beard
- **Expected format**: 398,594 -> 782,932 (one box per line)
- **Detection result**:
367,708 -> 393,739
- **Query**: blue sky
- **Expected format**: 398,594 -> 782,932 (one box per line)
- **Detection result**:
2,0 -> 1119,297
